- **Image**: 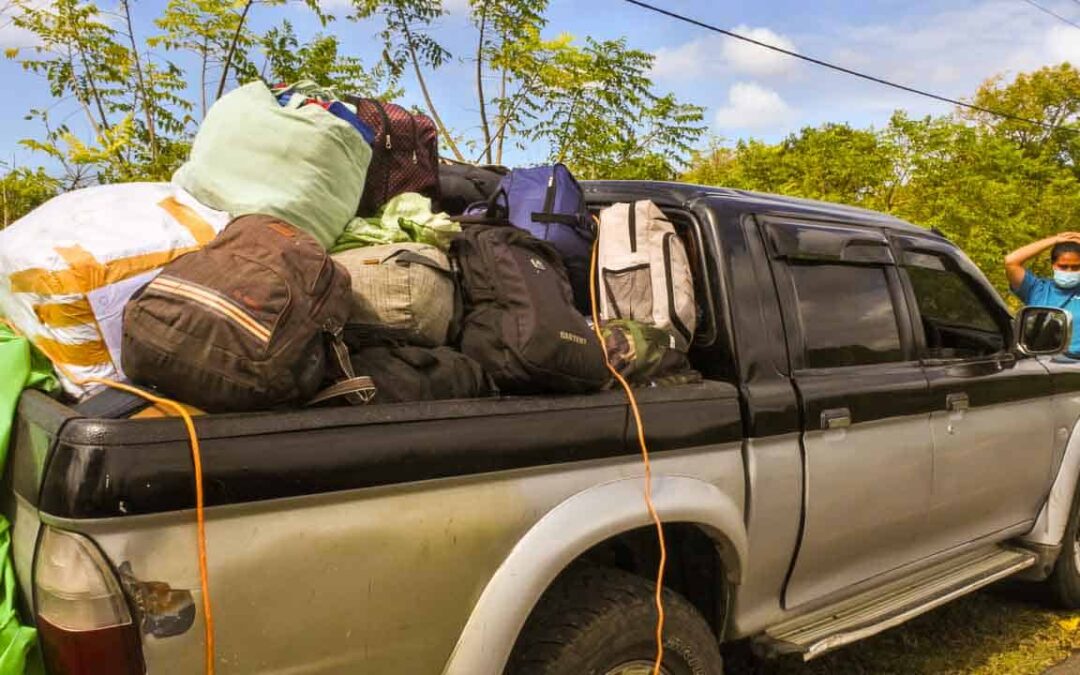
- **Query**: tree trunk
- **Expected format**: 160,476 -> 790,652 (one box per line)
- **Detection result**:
215,0 -> 254,101
200,39 -> 209,119
478,72 -> 538,163
495,65 -> 507,164
120,0 -> 156,161
399,9 -> 465,161
75,45 -> 111,134
475,1 -> 492,164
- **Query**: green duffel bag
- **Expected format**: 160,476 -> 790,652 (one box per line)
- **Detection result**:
333,243 -> 456,347
601,319 -> 701,387
174,81 -> 372,249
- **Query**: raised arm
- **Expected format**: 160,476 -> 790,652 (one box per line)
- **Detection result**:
1005,233 -> 1080,290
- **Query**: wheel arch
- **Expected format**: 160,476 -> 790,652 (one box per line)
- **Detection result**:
1023,413 -> 1080,549
440,475 -> 748,675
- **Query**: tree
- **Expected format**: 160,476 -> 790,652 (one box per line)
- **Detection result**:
6,0 -> 388,187
0,165 -> 57,228
964,63 -> 1080,172
352,0 -> 704,175
682,65 -> 1080,301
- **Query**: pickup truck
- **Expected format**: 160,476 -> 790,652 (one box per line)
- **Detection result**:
7,180 -> 1080,675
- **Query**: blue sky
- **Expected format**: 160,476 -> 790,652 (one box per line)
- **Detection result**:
1,0 -> 1079,170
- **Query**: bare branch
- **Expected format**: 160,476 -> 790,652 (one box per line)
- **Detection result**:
398,7 -> 465,161
215,0 -> 254,101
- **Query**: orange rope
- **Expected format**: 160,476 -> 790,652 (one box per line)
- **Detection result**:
588,227 -> 667,675
1,325 -> 216,675
80,378 -> 215,675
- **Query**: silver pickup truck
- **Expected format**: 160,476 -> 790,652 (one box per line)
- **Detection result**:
8,180 -> 1080,675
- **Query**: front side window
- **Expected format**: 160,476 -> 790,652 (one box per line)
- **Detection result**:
789,263 -> 904,368
903,255 -> 1005,359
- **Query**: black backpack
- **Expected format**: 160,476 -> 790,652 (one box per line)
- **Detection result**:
349,345 -> 495,403
437,161 -> 508,215
450,216 -> 610,394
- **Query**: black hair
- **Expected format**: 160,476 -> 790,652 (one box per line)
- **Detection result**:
1052,241 -> 1080,263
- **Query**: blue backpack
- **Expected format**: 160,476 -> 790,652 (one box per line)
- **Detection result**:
494,164 -> 595,313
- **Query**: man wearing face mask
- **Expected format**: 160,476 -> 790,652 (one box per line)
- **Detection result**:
1006,232 -> 1080,358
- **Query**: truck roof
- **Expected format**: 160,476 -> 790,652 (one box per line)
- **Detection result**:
582,180 -> 936,237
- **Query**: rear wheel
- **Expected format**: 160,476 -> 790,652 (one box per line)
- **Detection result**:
505,564 -> 724,675
1047,477 -> 1080,608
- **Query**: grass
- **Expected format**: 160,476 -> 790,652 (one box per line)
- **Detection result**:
724,584 -> 1080,675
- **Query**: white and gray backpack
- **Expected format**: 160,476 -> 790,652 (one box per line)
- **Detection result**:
597,200 -> 697,350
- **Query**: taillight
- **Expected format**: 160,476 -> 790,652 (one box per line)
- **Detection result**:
34,527 -> 144,675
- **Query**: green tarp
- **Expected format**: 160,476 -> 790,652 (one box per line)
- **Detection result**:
0,323 -> 58,675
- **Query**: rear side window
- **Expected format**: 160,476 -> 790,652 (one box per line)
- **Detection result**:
789,264 -> 904,368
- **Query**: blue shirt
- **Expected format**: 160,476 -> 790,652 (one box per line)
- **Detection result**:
1014,270 -> 1080,355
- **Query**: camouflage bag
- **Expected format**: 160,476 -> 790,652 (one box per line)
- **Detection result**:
602,319 -> 702,387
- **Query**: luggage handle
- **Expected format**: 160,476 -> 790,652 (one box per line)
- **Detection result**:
452,188 -> 511,226
308,376 -> 377,406
531,211 -> 595,239
388,250 -> 454,275
308,325 -> 378,407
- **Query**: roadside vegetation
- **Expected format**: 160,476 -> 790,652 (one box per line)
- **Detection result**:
684,64 -> 1080,301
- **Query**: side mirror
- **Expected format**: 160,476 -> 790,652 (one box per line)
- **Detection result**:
1015,306 -> 1072,356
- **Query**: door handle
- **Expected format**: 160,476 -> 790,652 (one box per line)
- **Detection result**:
821,408 -> 851,430
946,392 -> 970,412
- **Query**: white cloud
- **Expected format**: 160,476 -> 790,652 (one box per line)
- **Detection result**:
822,0 -> 1078,95
651,40 -> 710,81
713,82 -> 796,131
0,1 -> 42,50
1047,25 -> 1080,65
652,25 -> 797,81
442,0 -> 471,15
721,25 -> 797,77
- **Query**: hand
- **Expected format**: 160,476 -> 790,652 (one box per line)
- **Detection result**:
1058,232 -> 1080,244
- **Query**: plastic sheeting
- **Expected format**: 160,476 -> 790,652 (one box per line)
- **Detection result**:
0,183 -> 231,398
175,80 -> 372,250
0,322 -> 58,675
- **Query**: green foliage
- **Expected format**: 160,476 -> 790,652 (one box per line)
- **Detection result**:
260,21 -> 397,99
470,10 -> 704,176
5,0 -> 388,190
0,166 -> 57,228
684,64 -> 1080,300
523,36 -> 705,180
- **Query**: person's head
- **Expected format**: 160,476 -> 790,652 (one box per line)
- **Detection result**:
1052,241 -> 1080,289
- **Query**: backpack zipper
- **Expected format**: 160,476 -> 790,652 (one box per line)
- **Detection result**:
662,232 -> 691,344
149,276 -> 271,345
628,202 -> 637,253
408,113 -> 419,164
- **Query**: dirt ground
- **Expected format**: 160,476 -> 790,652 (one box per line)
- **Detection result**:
723,584 -> 1080,675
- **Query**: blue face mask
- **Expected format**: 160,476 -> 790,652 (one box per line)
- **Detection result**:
1055,269 -> 1080,289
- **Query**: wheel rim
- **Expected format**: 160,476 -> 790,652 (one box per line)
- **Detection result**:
604,661 -> 670,675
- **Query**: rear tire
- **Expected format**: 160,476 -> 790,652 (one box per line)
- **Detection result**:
1048,477 -> 1080,608
505,564 -> 724,675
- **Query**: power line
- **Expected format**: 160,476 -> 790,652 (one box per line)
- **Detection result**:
1021,0 -> 1080,30
621,0 -> 1079,135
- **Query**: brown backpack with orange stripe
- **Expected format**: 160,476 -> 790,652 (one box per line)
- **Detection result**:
122,214 -> 375,412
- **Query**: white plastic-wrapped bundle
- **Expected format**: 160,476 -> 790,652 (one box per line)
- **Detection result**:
0,183 -> 231,398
